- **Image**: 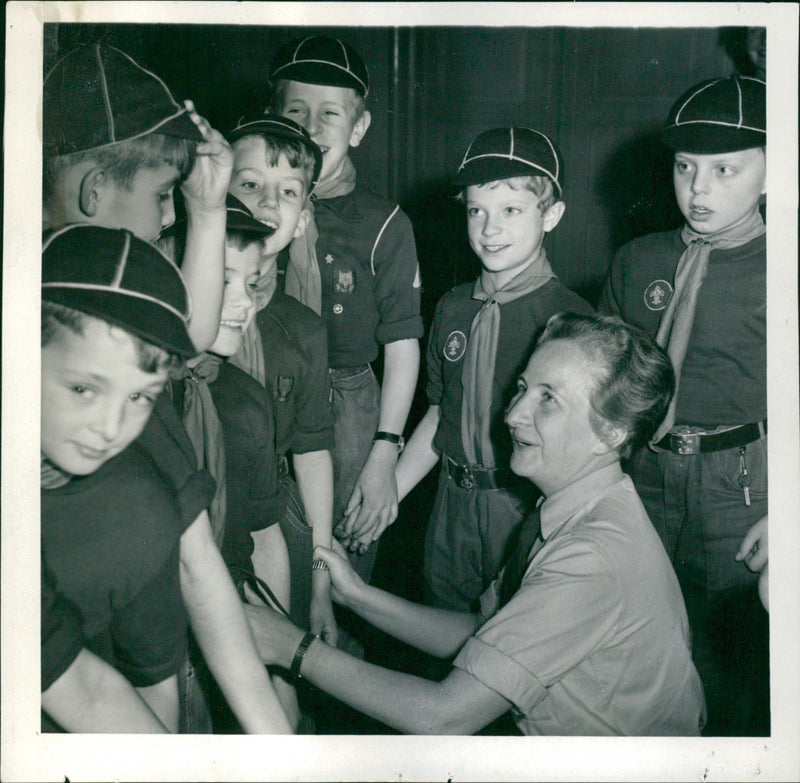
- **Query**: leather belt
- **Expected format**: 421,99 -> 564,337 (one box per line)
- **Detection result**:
276,454 -> 290,479
329,363 -> 370,380
655,420 -> 767,455
445,456 -> 521,491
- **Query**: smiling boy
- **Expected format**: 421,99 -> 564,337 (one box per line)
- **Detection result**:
394,128 -> 593,613
267,38 -> 423,626
226,116 -> 338,650
599,75 -> 768,736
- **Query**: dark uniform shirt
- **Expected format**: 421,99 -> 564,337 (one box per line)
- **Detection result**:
209,361 -> 286,576
313,184 -> 424,368
257,288 -> 335,458
428,276 -> 594,465
599,230 -> 766,426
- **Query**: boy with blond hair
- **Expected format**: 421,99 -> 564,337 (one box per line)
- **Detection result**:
599,75 -> 769,735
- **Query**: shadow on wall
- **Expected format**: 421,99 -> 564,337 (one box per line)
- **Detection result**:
596,129 -> 684,256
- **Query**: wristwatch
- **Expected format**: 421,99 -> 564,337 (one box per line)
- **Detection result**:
373,430 -> 405,453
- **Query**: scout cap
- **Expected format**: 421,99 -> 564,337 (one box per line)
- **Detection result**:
453,127 -> 563,196
44,41 -> 204,156
43,225 -> 196,357
269,35 -> 369,97
227,114 -> 323,192
661,75 -> 766,154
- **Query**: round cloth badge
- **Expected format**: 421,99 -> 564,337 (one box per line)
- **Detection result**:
333,303 -> 344,315
643,280 -> 673,311
443,330 -> 467,362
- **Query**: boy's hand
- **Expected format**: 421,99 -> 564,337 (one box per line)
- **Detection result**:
313,543 -> 365,609
181,100 -> 232,213
735,514 -> 768,572
310,587 -> 339,647
339,448 -> 399,554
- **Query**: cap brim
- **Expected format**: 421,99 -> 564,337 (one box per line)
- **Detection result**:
452,158 -> 562,195
660,124 -> 766,154
44,289 -> 197,358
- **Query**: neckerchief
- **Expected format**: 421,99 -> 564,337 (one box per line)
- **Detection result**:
461,250 -> 555,466
41,455 -> 71,489
284,155 -> 357,315
650,209 -> 766,445
182,353 -> 227,547
497,503 -> 544,609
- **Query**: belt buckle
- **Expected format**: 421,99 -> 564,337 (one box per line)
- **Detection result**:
672,432 -> 700,455
456,465 -> 475,490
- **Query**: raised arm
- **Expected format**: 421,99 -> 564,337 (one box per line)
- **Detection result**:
178,104 -> 232,351
180,510 -> 292,733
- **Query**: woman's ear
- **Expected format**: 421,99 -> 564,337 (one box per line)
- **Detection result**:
79,167 -> 107,218
592,419 -> 628,456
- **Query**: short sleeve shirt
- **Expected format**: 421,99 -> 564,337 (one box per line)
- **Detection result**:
427,277 -> 594,464
42,446 -> 192,687
257,288 -> 335,457
453,464 -> 705,735
313,184 -> 424,367
41,561 -> 84,691
598,230 -> 766,426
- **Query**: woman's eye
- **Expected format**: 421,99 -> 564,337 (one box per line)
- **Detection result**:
159,190 -> 173,202
467,207 -> 481,217
675,161 -> 692,174
71,385 -> 89,395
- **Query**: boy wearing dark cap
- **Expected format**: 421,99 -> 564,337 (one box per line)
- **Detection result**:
393,128 -> 593,613
267,37 -> 423,609
226,115 -> 338,648
599,75 -> 768,736
41,225 -> 292,733
43,41 -> 232,353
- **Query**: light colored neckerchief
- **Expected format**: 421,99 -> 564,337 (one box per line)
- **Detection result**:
461,250 -> 555,467
284,155 -> 358,316
41,455 -> 71,489
182,352 -> 227,547
650,209 -> 766,445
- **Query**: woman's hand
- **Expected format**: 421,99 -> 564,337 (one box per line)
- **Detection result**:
313,541 -> 365,609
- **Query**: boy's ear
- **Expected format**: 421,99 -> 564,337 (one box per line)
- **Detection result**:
348,110 -> 372,149
293,206 -> 311,239
542,200 -> 566,233
78,168 -> 108,218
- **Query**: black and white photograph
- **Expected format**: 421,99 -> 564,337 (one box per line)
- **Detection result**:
2,2 -> 799,781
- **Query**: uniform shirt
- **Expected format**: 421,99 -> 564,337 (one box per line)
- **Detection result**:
42,445 -> 192,688
137,392 -> 218,527
313,184 -> 424,368
209,361 -> 286,576
599,230 -> 766,426
427,277 -> 593,464
453,464 -> 705,736
257,288 -> 335,457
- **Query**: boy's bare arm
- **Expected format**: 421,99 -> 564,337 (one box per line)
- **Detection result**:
42,648 -> 169,733
341,338 -> 420,548
293,449 -> 338,645
179,104 -> 232,351
395,404 -> 442,504
180,510 -> 293,734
